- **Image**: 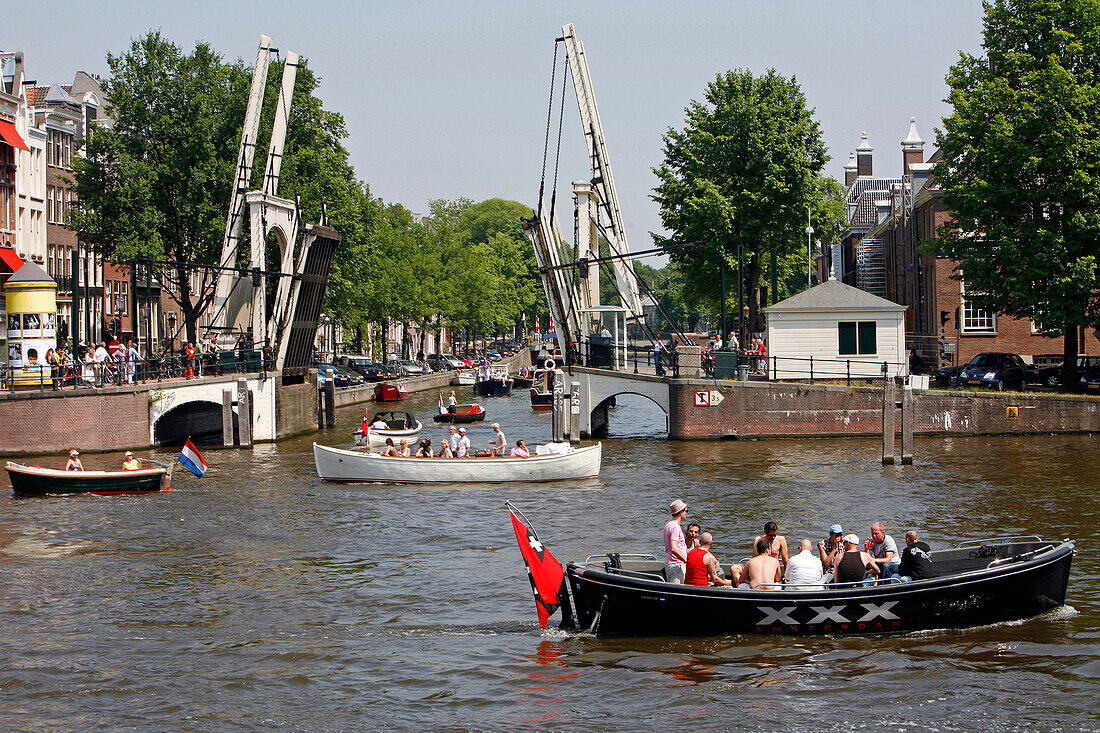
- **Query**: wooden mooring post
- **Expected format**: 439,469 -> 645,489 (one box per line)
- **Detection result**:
222,389 -> 235,447
552,370 -> 566,442
569,381 -> 581,443
901,384 -> 915,465
238,378 -> 252,447
882,377 -> 895,465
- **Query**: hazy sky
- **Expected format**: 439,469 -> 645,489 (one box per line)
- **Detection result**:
9,1 -> 985,264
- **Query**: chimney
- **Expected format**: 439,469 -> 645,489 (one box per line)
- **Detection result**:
901,116 -> 925,173
856,132 -> 873,178
843,151 -> 857,186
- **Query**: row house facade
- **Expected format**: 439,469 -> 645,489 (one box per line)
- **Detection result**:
839,119 -> 1098,369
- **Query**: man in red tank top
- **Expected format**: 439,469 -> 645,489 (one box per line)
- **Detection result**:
685,532 -> 733,587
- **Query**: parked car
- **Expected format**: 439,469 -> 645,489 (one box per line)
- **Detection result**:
315,363 -> 365,389
958,352 -> 1029,391
427,353 -> 466,371
934,364 -> 966,387
1026,355 -> 1100,389
387,358 -> 424,376
343,357 -> 397,382
1084,360 -> 1100,395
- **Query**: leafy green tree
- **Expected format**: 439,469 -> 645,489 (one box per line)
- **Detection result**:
652,69 -> 830,333
936,0 -> 1100,382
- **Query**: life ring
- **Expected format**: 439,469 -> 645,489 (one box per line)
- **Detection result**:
545,358 -> 556,370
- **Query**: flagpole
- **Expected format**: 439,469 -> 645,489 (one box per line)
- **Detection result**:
505,501 -> 541,541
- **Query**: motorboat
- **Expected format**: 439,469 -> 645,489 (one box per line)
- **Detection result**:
373,382 -> 409,401
313,441 -> 601,483
6,461 -> 172,496
530,367 -> 555,410
474,365 -> 513,396
432,404 -> 487,424
357,410 -> 422,447
451,369 -> 476,386
507,515 -> 1075,635
530,388 -> 553,411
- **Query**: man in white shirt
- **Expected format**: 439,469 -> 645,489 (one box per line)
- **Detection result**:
94,342 -> 109,364
456,427 -> 471,458
785,539 -> 824,590
488,423 -> 506,457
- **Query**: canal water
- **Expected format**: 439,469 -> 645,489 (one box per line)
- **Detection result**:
1,387 -> 1097,731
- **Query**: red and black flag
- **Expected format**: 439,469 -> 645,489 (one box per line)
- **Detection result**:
508,503 -> 565,629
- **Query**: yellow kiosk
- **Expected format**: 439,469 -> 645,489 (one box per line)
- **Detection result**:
4,261 -> 57,389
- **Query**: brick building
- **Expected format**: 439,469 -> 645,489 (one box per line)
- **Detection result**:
838,118 -> 1099,369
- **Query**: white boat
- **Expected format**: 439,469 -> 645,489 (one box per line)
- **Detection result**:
354,410 -> 423,447
451,369 -> 476,386
313,441 -> 602,484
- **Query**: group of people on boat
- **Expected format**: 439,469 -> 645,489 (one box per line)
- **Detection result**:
664,499 -> 939,590
374,423 -> 531,459
63,449 -> 144,471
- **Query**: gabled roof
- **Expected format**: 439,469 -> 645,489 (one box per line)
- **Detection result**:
4,259 -> 53,285
765,279 -> 907,314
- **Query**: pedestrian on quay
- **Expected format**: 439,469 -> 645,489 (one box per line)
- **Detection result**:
654,335 -> 665,376
82,347 -> 98,388
126,340 -> 141,384
184,342 -> 196,379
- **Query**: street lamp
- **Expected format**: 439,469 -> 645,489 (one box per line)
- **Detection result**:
805,209 -> 815,287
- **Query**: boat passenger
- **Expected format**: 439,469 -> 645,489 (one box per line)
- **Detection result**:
438,440 -> 453,458
509,440 -> 529,458
447,425 -> 459,455
737,538 -> 783,589
896,530 -> 938,582
65,449 -> 84,471
834,534 -> 880,586
456,427 -> 471,458
663,499 -> 689,584
379,438 -> 399,457
818,524 -> 846,582
371,416 -> 389,431
868,522 -> 900,578
415,439 -> 434,458
753,521 -> 789,567
448,391 -> 457,413
685,522 -> 701,550
397,439 -> 411,457
685,532 -> 732,587
785,539 -> 824,590
121,451 -> 142,470
489,423 -> 506,457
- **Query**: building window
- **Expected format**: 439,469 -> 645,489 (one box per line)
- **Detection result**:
838,321 -> 877,356
960,280 -> 996,333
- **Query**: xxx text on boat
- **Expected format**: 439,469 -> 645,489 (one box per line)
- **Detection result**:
542,536 -> 1074,636
357,410 -> 423,447
6,461 -> 172,496
313,442 -> 601,483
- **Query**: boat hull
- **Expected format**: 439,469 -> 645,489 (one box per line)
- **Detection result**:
512,376 -> 534,389
6,462 -> 170,496
565,540 -> 1074,636
451,370 -> 476,386
431,406 -> 486,424
373,383 -> 409,401
474,378 -> 512,396
313,442 -> 601,483
530,389 -> 552,410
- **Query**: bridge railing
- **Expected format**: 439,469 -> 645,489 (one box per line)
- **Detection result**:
1,349 -> 275,393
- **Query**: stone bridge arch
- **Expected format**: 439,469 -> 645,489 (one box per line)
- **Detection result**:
573,368 -> 669,438
154,399 -> 234,446
148,376 -> 275,446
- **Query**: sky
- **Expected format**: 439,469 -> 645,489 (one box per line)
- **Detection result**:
8,1 -> 985,265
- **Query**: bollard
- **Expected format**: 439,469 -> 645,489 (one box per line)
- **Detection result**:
901,385 -> 914,465
569,381 -> 581,443
882,376 -> 895,465
552,370 -> 566,442
238,379 -> 252,447
222,389 -> 235,447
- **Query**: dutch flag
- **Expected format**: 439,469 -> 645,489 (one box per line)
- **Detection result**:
179,438 -> 208,478
438,393 -> 446,415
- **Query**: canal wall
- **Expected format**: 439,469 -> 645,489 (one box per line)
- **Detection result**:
667,379 -> 1100,439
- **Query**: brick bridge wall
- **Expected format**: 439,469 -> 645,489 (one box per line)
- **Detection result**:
668,379 -> 1100,439
0,387 -> 151,455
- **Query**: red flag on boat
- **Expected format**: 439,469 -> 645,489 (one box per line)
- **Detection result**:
509,505 -> 564,628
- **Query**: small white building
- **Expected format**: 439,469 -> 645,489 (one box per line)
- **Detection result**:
765,279 -> 908,380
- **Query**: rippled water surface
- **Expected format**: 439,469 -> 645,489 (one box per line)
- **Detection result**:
1,389 -> 1097,731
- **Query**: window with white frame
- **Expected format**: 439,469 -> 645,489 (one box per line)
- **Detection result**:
960,279 -> 995,333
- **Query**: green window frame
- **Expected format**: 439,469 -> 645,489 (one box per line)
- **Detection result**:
838,321 -> 877,356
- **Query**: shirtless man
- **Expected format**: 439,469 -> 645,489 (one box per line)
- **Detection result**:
753,521 -> 789,567
738,537 -> 783,590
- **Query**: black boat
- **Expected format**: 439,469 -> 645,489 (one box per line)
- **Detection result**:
6,461 -> 171,496
512,376 -> 534,389
508,506 -> 1075,636
431,404 -> 487,424
530,388 -> 552,411
474,366 -> 513,396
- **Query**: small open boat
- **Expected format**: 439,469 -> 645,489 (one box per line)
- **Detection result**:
512,375 -> 534,389
373,382 -> 409,402
432,404 -> 487,424
357,410 -> 422,447
451,369 -> 476,386
6,461 -> 171,496
508,515 -> 1075,636
313,442 -> 601,483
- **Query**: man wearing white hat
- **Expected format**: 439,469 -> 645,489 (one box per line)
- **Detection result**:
488,423 -> 506,457
663,499 -> 689,584
121,451 -> 142,470
456,427 -> 471,458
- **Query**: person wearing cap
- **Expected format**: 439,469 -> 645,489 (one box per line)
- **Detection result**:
456,427 -> 471,458
818,524 -> 846,581
488,423 -> 506,457
65,449 -> 84,471
121,451 -> 142,470
415,438 -> 434,458
663,499 -> 689,584
834,534 -> 880,586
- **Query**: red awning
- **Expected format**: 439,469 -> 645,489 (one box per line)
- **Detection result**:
0,247 -> 24,273
0,119 -> 29,151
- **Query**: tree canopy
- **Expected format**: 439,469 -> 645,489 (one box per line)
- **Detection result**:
652,68 -> 831,332
936,0 -> 1100,371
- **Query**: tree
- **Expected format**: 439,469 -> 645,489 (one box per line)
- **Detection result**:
652,69 -> 829,334
936,0 -> 1100,384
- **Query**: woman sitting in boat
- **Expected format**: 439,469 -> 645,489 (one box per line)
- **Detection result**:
65,449 -> 84,471
509,440 -> 530,458
415,439 -> 434,457
379,438 -> 399,457
438,440 -> 453,458
397,439 -> 412,457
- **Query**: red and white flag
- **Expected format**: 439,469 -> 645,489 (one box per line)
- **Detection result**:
509,505 -> 564,628
438,393 -> 446,415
